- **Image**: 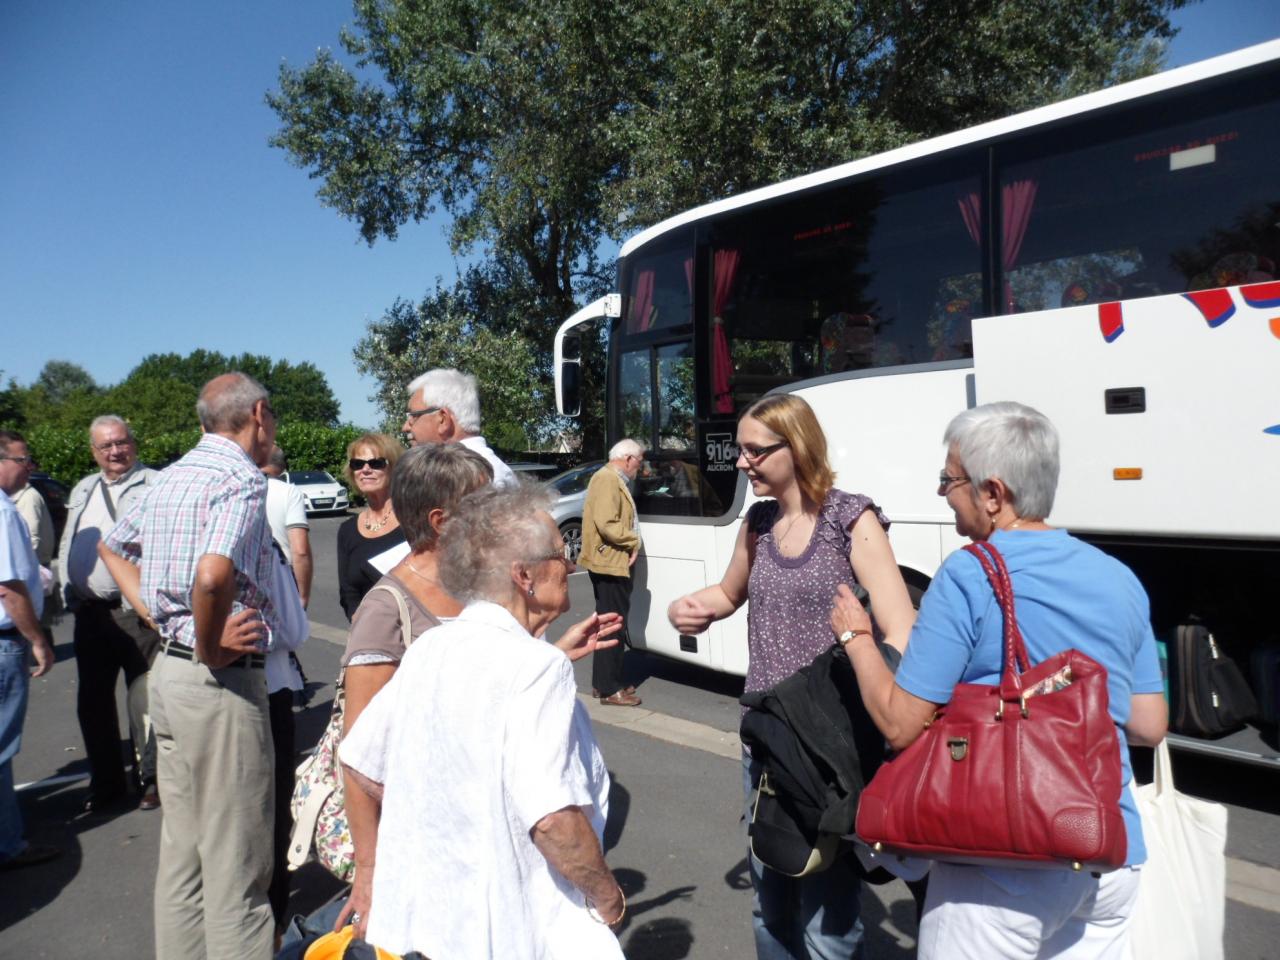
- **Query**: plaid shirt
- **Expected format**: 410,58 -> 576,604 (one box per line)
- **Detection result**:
104,433 -> 275,649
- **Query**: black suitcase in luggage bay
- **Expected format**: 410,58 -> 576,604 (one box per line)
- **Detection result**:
1168,624 -> 1258,738
1249,643 -> 1280,727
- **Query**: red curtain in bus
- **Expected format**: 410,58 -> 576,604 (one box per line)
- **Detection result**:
958,179 -> 1038,310
712,249 -> 740,413
629,269 -> 655,332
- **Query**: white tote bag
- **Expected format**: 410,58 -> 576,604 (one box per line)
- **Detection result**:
1129,739 -> 1227,960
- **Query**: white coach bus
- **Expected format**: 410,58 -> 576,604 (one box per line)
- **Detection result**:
555,41 -> 1280,765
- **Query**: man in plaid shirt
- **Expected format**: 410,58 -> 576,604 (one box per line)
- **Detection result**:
103,372 -> 280,958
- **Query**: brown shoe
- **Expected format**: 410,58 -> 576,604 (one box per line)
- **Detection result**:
139,784 -> 160,811
599,690 -> 642,707
592,685 -> 636,699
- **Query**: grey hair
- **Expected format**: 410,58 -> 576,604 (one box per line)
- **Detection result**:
407,368 -> 481,434
196,372 -> 269,432
267,445 -> 288,472
944,401 -> 1060,520
439,481 -> 558,604
392,443 -> 494,551
89,415 -> 134,443
608,438 -> 643,461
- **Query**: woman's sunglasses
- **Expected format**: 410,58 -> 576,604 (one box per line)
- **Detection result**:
349,457 -> 389,471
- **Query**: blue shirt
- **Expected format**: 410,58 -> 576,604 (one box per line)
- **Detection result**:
0,491 -> 43,628
896,528 -> 1163,865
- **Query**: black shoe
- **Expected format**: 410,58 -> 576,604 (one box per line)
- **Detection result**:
82,790 -> 128,814
1,843 -> 61,870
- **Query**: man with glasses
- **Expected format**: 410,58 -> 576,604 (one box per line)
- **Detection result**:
580,439 -> 645,706
0,429 -> 57,870
57,415 -> 162,813
402,368 -> 517,487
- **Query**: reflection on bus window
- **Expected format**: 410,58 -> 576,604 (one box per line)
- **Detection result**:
618,350 -> 651,442
709,167 -> 985,413
625,233 -> 693,334
1002,93 -> 1279,309
656,342 -> 695,451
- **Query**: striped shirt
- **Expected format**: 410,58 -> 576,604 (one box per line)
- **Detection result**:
104,433 -> 275,650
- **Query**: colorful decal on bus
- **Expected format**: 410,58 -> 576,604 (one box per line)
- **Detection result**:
1182,288 -> 1236,328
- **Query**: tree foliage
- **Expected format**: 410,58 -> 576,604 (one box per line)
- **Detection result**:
353,260 -> 565,453
269,0 -> 1185,453
5,351 -> 343,440
33,360 -> 99,406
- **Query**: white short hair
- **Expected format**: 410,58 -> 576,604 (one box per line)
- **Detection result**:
89,415 -> 134,442
608,438 -> 643,461
407,369 -> 481,434
943,401 -> 1060,519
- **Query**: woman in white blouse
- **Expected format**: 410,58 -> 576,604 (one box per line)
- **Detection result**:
339,483 -> 626,959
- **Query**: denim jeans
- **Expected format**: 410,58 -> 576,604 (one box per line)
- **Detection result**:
0,637 -> 32,861
742,752 -> 865,960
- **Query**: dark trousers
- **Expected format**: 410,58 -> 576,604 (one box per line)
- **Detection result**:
268,687 -> 297,928
589,572 -> 632,697
72,602 -> 161,796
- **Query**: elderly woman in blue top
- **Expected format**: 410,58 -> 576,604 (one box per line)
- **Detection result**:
831,401 -> 1168,960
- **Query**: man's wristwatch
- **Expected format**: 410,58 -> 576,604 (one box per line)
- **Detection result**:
838,629 -> 871,646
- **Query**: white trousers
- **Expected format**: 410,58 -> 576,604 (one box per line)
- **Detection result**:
918,862 -> 1141,960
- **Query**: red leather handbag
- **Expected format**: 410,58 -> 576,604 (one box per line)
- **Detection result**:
855,540 -> 1127,871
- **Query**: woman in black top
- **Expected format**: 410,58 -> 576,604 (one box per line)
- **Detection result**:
336,433 -> 406,619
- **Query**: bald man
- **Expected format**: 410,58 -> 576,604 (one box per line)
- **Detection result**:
102,372 -> 281,958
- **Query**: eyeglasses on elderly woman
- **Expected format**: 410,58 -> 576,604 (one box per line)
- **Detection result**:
349,457 -> 389,471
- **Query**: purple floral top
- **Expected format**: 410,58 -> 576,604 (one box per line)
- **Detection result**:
744,488 -> 890,699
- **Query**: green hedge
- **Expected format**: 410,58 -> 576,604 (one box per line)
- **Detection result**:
25,423 -> 370,492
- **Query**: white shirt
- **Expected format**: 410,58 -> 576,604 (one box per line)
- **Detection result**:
340,601 -> 621,960
264,477 -> 308,564
264,477 -> 310,693
459,435 -> 517,489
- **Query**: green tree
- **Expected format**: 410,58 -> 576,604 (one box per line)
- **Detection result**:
353,265 -> 554,454
125,351 -> 342,426
269,0 -> 1185,452
33,360 -> 99,406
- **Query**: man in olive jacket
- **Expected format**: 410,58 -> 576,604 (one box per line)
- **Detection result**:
579,439 -> 644,706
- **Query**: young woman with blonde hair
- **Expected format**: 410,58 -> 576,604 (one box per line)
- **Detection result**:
668,392 -> 915,959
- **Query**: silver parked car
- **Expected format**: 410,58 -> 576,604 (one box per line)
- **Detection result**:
546,461 -> 604,563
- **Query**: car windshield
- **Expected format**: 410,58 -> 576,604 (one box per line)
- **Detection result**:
551,463 -> 600,496
289,471 -> 333,485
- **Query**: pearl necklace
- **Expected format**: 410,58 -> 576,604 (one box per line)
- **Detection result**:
363,504 -> 395,532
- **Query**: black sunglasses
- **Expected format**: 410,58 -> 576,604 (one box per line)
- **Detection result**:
349,457 -> 389,471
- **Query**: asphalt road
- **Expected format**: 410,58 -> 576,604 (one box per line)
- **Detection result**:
3,511 -> 1278,958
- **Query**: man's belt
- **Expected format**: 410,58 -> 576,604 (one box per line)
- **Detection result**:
163,643 -> 265,669
0,627 -> 22,640
78,595 -> 122,611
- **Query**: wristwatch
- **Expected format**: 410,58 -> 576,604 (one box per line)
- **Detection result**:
838,629 -> 871,646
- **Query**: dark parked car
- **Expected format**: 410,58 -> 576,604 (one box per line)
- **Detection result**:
28,472 -> 69,550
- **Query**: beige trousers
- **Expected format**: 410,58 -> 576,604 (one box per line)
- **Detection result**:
148,653 -> 275,960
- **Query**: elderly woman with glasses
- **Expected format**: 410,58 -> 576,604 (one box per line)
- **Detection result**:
334,442 -> 493,937
831,401 -> 1168,960
336,433 -> 405,620
339,483 -> 625,959
667,393 -> 916,960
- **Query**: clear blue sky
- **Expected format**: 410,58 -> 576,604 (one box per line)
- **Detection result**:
3,1 -> 1278,429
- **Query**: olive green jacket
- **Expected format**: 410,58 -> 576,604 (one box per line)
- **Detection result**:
579,466 -> 640,577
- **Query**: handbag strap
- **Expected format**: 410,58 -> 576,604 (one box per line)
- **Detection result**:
962,541 -> 1032,701
367,583 -> 416,651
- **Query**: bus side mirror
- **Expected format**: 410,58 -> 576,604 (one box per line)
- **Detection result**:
558,333 -> 582,417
